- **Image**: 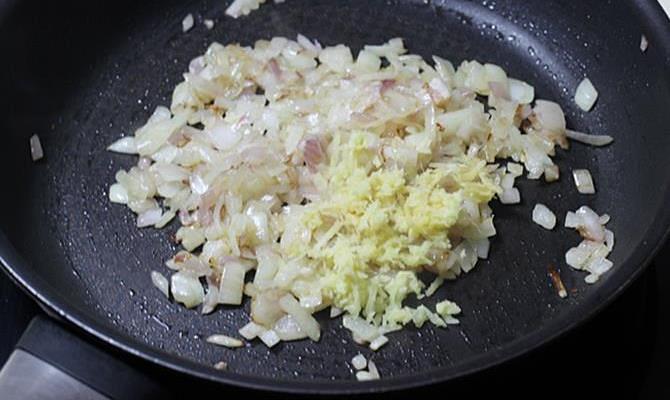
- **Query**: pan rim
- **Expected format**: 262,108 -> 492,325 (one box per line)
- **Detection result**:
1,0 -> 670,394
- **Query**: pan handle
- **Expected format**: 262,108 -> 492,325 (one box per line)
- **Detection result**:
0,316 -> 165,400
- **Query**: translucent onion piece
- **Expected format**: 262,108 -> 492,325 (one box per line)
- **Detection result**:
574,78 -> 598,112
29,134 -> 44,161
218,261 -> 246,305
151,271 -> 169,298
565,129 -> 613,146
532,203 -> 557,230
572,169 -> 596,194
108,137 -> 137,154
258,329 -> 281,348
238,321 -> 266,340
206,334 -> 244,348
278,294 -> 321,341
351,354 -> 367,370
182,14 -> 194,32
170,272 -> 204,308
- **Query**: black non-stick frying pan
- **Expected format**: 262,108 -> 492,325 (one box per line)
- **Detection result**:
1,0 -> 669,396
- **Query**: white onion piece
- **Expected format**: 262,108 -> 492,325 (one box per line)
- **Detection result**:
273,315 -> 308,341
544,165 -> 559,183
238,321 -> 266,340
170,272 -> 204,308
259,329 -> 281,348
604,229 -> 615,251
499,187 -> 520,204
640,35 -> 648,52
137,208 -> 162,228
351,354 -> 367,370
218,261 -> 246,305
201,282 -> 219,315
565,129 -> 613,146
532,203 -> 556,230
575,206 -> 605,242
508,79 -> 534,104
572,169 -> 595,194
226,0 -> 265,18
507,162 -> 523,177
533,100 -> 566,133
574,78 -> 598,111
278,294 -> 321,341
369,335 -> 388,351
356,371 -> 376,381
342,315 -> 379,342
204,19 -> 215,30
29,134 -> 44,161
154,210 -> 176,229
109,183 -> 129,204
250,290 -> 285,326
367,360 -> 380,379
182,14 -> 194,32
564,211 -> 580,228
206,334 -> 244,348
108,137 -> 137,154
472,238 -> 490,259
151,271 -> 169,298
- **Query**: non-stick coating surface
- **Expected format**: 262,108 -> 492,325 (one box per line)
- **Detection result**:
1,0 -> 669,393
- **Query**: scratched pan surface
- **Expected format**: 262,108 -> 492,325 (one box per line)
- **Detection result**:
1,0 -> 670,394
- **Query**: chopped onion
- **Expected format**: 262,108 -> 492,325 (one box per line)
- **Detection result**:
273,314 -> 308,341
137,208 -> 162,228
214,361 -> 228,370
532,203 -> 556,230
218,261 -> 246,305
109,183 -> 129,204
565,129 -> 613,146
351,354 -> 367,370
369,335 -> 388,351
574,78 -> 598,112
151,271 -> 169,298
258,329 -> 281,348
201,280 -> 219,315
572,169 -> 595,194
278,294 -> 321,341
499,187 -> 520,204
367,360 -> 380,379
355,371 -> 376,381
640,35 -> 648,52
226,0 -> 265,18
239,321 -> 266,340
170,271 -> 204,308
342,315 -> 379,343
29,134 -> 44,161
544,165 -> 559,183
204,19 -> 215,30
206,334 -> 244,348
182,14 -> 194,32
506,162 -> 523,177
108,137 -> 137,154
508,78 -> 534,104
250,290 -> 285,327
533,100 -> 566,133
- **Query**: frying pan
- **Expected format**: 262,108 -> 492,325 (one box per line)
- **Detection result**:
1,0 -> 669,396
